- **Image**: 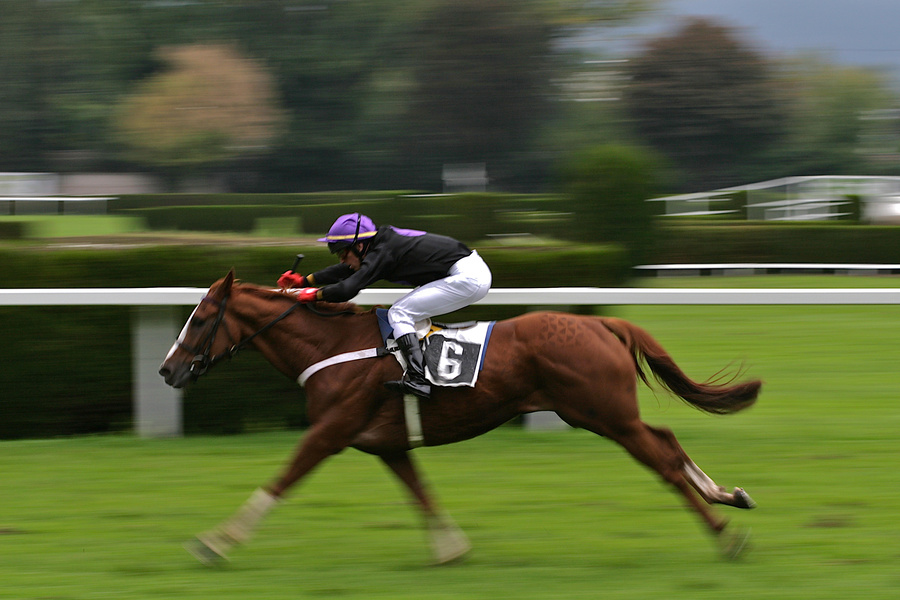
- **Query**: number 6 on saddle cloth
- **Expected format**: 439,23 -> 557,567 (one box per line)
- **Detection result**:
377,308 -> 494,388
296,309 -> 494,389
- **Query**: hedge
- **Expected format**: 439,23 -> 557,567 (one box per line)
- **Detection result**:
106,192 -> 580,244
108,191 -> 417,210
0,243 -> 627,439
99,192 -> 900,264
6,189 -> 900,438
652,222 -> 900,264
0,221 -> 26,239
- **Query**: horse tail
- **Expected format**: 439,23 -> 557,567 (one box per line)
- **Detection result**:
599,317 -> 760,415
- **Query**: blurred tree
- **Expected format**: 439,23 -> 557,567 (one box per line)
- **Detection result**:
113,44 -> 285,182
535,0 -> 660,26
558,144 -> 662,262
624,18 -> 787,190
0,0 -> 75,170
773,57 -> 898,175
224,0 -> 419,189
0,0 -> 226,172
0,0 -> 663,189
401,0 -> 554,172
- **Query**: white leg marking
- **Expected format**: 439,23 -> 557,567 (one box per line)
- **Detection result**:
684,460 -> 725,499
425,513 -> 470,564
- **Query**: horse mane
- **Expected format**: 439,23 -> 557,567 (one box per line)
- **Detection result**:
234,281 -> 373,315
311,300 -> 373,315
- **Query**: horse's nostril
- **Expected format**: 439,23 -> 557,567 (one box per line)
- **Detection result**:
159,365 -> 170,377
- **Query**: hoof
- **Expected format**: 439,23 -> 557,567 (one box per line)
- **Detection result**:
718,527 -> 751,560
431,532 -> 470,565
185,535 -> 229,566
733,487 -> 757,510
426,515 -> 471,565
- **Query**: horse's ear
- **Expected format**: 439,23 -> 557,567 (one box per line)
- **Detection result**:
208,269 -> 236,300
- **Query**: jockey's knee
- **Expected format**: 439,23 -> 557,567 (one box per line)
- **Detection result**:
387,307 -> 417,338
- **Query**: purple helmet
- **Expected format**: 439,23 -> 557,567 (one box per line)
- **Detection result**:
318,213 -> 377,254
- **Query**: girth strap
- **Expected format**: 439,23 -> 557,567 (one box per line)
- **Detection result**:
296,346 -> 425,448
403,395 -> 424,448
296,347 -> 391,387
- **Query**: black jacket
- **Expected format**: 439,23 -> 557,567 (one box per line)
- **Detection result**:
311,226 -> 471,302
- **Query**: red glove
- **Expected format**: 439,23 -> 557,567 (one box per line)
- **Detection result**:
277,271 -> 306,289
296,287 -> 319,303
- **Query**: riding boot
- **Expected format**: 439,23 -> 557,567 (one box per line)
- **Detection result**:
385,333 -> 432,399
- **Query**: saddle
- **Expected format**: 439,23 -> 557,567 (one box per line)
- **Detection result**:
375,309 -> 494,388
296,310 -> 495,390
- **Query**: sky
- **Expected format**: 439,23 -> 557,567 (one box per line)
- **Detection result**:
645,0 -> 900,81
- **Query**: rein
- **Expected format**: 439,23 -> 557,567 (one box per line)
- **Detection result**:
182,293 -> 302,378
182,288 -> 359,378
302,301 -> 358,318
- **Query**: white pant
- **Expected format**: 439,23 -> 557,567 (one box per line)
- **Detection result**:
388,250 -> 492,338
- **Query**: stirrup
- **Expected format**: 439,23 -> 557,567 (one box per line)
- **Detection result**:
385,377 -> 431,399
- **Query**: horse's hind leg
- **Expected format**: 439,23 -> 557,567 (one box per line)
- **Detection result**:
684,459 -> 756,508
608,422 -> 725,530
605,421 -> 751,558
648,426 -> 756,509
379,451 -> 470,564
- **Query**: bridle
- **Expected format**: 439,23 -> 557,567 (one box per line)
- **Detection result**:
179,292 -> 302,379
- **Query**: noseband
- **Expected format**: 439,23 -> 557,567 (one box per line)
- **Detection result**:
178,295 -> 233,378
180,293 -> 302,379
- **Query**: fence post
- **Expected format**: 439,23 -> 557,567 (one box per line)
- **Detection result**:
132,306 -> 183,437
523,411 -> 570,431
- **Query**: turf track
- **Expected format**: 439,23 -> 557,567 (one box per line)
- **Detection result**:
1,276 -> 898,599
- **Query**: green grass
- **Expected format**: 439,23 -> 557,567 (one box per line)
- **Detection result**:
2,275 -> 899,599
0,215 -> 144,237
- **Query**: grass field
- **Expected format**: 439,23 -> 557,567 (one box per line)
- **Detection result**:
2,276 -> 899,599
0,215 -> 145,238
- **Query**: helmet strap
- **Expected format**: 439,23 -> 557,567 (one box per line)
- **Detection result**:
350,213 -> 361,246
348,213 -> 371,259
351,240 -> 370,260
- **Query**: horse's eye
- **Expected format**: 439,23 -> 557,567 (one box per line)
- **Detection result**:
191,317 -> 206,328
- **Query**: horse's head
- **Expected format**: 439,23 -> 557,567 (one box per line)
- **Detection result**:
159,270 -> 237,388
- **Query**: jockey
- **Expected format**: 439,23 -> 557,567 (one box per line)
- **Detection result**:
277,212 -> 492,399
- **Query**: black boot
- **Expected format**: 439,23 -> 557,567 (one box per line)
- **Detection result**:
385,333 -> 432,399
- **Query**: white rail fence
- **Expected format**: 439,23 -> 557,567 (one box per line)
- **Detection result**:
3,287 -> 900,437
634,263 -> 900,276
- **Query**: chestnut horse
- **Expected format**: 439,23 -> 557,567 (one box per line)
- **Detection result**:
159,271 -> 761,565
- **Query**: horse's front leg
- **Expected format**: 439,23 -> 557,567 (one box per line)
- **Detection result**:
186,417 -> 359,565
379,451 -> 470,564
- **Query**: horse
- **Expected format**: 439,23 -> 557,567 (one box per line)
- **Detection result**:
159,270 -> 761,565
